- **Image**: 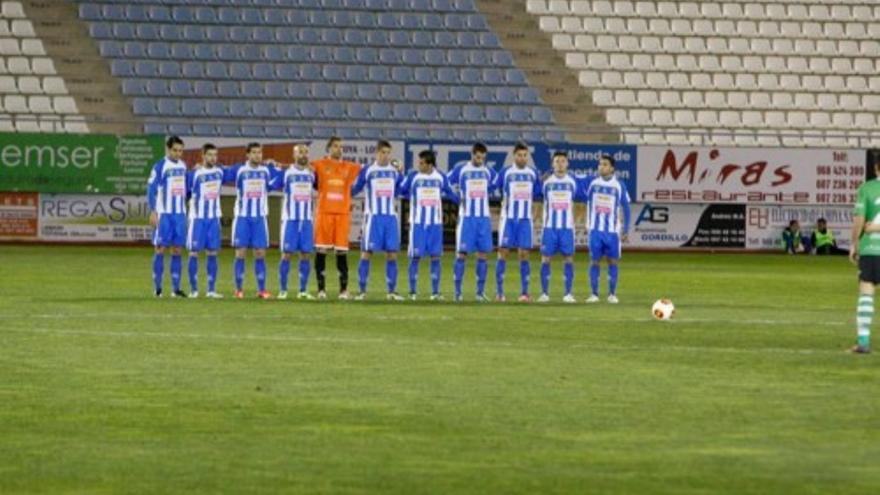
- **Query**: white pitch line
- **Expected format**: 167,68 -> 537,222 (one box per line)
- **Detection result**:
0,313 -> 848,326
1,327 -> 846,356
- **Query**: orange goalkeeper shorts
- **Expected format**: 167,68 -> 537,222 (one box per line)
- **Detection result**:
315,212 -> 351,251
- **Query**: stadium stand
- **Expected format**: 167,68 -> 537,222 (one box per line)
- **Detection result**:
69,0 -> 566,141
526,0 -> 880,147
0,1 -> 89,133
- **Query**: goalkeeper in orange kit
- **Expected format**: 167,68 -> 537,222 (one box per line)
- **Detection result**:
312,136 -> 362,299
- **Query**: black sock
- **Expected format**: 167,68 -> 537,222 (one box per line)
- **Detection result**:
336,253 -> 348,292
315,252 -> 326,291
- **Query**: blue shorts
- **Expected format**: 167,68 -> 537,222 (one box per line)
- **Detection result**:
541,228 -> 575,257
408,224 -> 443,258
281,219 -> 314,253
589,231 -> 621,261
187,217 -> 222,252
457,216 -> 493,254
499,218 -> 533,250
232,216 -> 269,249
362,214 -> 400,252
153,213 -> 187,247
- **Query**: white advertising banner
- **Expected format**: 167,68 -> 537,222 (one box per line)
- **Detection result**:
745,205 -> 853,250
637,146 -> 865,205
39,194 -> 153,242
626,203 -> 746,248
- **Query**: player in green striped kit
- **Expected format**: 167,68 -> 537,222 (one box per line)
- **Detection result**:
850,174 -> 880,354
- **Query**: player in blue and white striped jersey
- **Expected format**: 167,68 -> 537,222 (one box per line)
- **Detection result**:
584,155 -> 631,304
185,143 -> 224,299
222,142 -> 281,299
538,151 -> 587,303
447,142 -> 497,301
273,143 -> 316,301
493,142 -> 542,302
147,136 -> 188,298
399,150 -> 459,300
350,140 -> 405,300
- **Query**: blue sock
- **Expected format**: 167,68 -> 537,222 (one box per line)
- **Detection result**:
430,258 -> 441,295
234,257 -> 245,290
564,262 -> 574,296
476,258 -> 487,295
298,259 -> 310,292
540,261 -> 550,295
608,264 -> 619,295
152,253 -> 164,292
206,255 -> 218,292
279,258 -> 291,292
255,258 -> 266,292
453,257 -> 465,296
408,257 -> 419,295
170,255 -> 182,292
520,260 -> 530,296
590,263 -> 600,296
358,258 -> 370,293
387,259 -> 398,293
188,255 -> 198,292
495,259 -> 506,297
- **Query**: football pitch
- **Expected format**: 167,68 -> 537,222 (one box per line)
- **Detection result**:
1,245 -> 878,494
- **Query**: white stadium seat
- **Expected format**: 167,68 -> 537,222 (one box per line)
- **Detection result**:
530,0 -> 880,146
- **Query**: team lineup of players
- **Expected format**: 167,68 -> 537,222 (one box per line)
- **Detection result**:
147,136 -> 631,303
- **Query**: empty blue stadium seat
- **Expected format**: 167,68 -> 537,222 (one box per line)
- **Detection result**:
171,80 -> 193,97
122,79 -> 146,96
300,101 -> 320,118
182,99 -> 205,117
193,123 -> 217,136
80,0 -> 560,139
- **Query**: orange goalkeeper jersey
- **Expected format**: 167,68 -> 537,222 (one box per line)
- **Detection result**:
313,157 -> 361,215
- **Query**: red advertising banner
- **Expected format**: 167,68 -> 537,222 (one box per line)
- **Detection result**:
0,192 -> 38,239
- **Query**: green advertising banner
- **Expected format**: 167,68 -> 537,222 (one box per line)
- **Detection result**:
0,133 -> 164,194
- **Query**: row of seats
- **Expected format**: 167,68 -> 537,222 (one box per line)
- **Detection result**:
121,79 -> 541,104
74,0 -> 477,13
593,89 -> 880,112
0,75 -> 68,95
97,41 -> 515,66
539,16 -> 880,39
0,19 -> 35,37
79,5 -> 490,31
607,108 -> 879,129
109,60 -> 530,86
620,128 -> 878,148
568,52 -> 879,75
553,33 -> 880,57
140,121 -> 565,142
578,70 -> 880,93
131,98 -> 555,124
0,2 -> 25,19
0,37 -> 46,56
0,115 -> 89,133
1,95 -> 80,114
529,0 -> 879,21
0,57 -> 57,76
87,22 -> 500,48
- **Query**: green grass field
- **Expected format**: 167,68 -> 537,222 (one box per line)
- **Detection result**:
1,245 -> 878,494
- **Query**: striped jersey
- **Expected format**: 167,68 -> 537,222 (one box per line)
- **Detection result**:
585,175 -> 631,234
495,165 -> 541,221
186,166 -> 224,220
226,163 -> 278,218
447,161 -> 496,219
542,173 -> 581,230
147,157 -> 188,215
279,166 -> 315,222
351,162 -> 402,217
400,169 -> 459,226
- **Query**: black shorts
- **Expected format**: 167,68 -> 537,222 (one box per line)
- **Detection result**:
859,255 -> 880,284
